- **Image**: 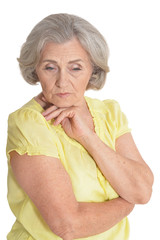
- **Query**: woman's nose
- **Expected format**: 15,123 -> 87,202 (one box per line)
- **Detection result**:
55,69 -> 68,88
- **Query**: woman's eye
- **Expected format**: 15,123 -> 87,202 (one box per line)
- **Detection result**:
45,66 -> 54,70
70,63 -> 82,71
73,67 -> 81,71
44,64 -> 58,71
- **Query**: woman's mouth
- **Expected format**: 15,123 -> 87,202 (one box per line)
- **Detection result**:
56,93 -> 70,98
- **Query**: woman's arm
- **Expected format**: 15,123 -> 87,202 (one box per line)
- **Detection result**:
10,151 -> 134,240
42,103 -> 154,204
79,132 -> 154,204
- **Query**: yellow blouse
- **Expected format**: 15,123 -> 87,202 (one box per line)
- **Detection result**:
6,96 -> 131,240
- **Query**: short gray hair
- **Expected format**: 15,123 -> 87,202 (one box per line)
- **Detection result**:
18,13 -> 110,90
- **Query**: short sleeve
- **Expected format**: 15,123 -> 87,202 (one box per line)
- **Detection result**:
6,108 -> 59,163
103,100 -> 131,139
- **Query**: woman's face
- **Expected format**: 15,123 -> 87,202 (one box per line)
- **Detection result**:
36,38 -> 93,108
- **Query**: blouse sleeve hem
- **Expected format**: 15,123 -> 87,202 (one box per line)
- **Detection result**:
115,128 -> 132,140
7,146 -> 59,165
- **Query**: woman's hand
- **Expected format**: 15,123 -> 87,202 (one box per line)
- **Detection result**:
42,101 -> 95,143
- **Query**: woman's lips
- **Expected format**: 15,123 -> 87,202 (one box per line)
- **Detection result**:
56,93 -> 70,98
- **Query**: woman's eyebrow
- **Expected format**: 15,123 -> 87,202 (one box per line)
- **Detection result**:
42,59 -> 84,63
42,59 -> 57,63
68,59 -> 83,63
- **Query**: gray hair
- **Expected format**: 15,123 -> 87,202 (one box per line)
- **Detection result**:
18,13 -> 110,90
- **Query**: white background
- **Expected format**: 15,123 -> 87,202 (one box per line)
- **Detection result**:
1,0 -> 160,239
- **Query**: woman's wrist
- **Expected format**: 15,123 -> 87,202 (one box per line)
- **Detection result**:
78,131 -> 98,148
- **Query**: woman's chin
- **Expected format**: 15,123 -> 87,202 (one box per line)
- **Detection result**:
46,94 -> 77,108
49,99 -> 74,108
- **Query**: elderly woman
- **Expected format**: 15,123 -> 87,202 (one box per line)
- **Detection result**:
6,13 -> 153,240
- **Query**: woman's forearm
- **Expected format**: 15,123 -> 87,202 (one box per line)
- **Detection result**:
68,197 -> 134,240
79,133 -> 153,204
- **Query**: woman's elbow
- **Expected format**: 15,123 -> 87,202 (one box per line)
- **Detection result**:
49,211 -> 77,240
134,177 -> 154,204
139,170 -> 154,204
134,169 -> 154,204
127,175 -> 154,204
136,186 -> 153,204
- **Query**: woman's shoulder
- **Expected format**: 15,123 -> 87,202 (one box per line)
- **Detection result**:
86,96 -> 131,138
85,96 -> 120,113
7,98 -> 59,161
8,98 -> 45,125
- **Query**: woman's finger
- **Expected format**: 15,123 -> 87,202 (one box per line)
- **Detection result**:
54,109 -> 75,125
42,105 -> 58,117
44,107 -> 67,121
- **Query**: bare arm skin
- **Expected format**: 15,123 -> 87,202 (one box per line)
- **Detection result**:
10,151 -> 134,240
80,132 -> 154,204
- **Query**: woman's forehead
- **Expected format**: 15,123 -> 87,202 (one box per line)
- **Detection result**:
40,39 -> 91,64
